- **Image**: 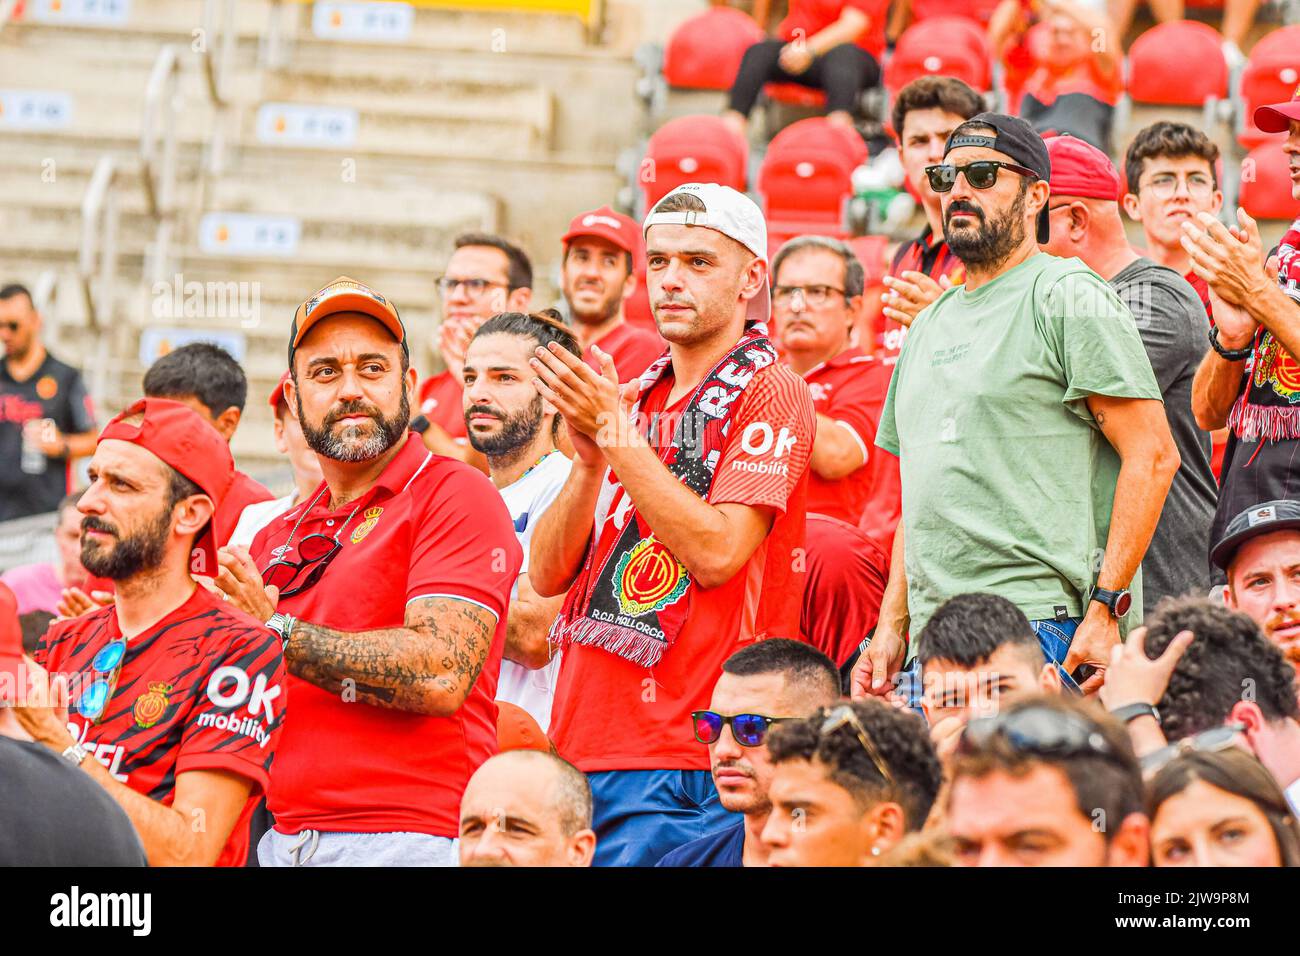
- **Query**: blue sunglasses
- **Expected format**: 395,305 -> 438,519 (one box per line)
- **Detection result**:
76,639 -> 127,723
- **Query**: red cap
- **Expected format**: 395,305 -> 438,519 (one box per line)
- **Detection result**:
0,584 -> 22,705
289,276 -> 407,363
1045,134 -> 1123,201
98,398 -> 235,578
268,370 -> 291,410
1255,82 -> 1300,134
561,205 -> 641,257
496,700 -> 553,754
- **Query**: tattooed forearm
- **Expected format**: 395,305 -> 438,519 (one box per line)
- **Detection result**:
286,597 -> 495,715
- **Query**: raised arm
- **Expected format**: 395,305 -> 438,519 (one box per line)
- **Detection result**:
528,432 -> 603,598
505,572 -> 565,670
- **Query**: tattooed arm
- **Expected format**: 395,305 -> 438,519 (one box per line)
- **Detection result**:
285,596 -> 497,716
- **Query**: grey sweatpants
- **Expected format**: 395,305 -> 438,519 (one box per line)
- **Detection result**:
258,828 -> 459,867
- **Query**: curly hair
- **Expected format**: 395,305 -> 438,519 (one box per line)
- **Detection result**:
766,699 -> 942,830
1143,596 -> 1299,741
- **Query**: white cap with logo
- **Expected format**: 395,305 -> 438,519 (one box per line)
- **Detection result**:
642,182 -> 770,325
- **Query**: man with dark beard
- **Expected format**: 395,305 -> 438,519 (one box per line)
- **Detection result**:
215,275 -> 521,866
851,114 -> 1179,703
23,397 -> 285,866
560,207 -> 663,381
462,310 -> 579,731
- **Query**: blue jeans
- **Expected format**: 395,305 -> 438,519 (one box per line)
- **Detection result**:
1031,617 -> 1082,691
587,769 -> 740,867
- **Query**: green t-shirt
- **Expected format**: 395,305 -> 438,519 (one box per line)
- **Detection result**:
875,253 -> 1161,638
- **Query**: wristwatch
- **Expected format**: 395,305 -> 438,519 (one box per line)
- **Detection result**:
61,741 -> 90,767
1208,325 -> 1254,361
265,611 -> 297,644
1109,702 -> 1161,727
1090,586 -> 1132,618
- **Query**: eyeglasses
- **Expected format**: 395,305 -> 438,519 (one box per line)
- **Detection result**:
76,639 -> 126,724
958,704 -> 1121,765
437,277 -> 509,297
772,284 -> 849,308
691,710 -> 790,748
1140,723 -> 1246,776
820,704 -> 896,787
1140,173 -> 1215,200
925,160 -> 1039,193
261,493 -> 362,599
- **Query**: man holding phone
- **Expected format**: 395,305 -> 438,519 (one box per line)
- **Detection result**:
851,113 -> 1179,700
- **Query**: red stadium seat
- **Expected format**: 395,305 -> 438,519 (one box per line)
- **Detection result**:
662,6 -> 765,91
848,235 -> 891,286
885,16 -> 992,95
1239,142 -> 1300,221
1238,25 -> 1300,148
640,114 -> 748,210
910,0 -> 1002,24
1127,21 -> 1228,106
759,118 -> 868,249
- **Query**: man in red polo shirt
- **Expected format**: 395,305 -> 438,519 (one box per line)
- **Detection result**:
21,397 -> 285,867
560,206 -> 664,382
216,275 -> 521,866
530,183 -> 814,866
773,234 -> 887,525
420,233 -> 533,466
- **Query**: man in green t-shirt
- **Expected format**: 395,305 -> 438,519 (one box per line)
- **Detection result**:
850,113 -> 1180,699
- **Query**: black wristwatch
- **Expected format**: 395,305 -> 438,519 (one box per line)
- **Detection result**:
1109,702 -> 1161,726
1208,325 -> 1254,361
1090,586 -> 1132,618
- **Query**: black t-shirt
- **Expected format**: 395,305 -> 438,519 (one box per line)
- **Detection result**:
0,352 -> 96,521
0,735 -> 147,865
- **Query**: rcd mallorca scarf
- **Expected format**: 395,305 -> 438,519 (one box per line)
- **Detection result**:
1229,217 -> 1300,442
549,324 -> 778,667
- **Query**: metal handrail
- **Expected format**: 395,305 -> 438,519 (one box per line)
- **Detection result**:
201,0 -> 236,106
141,45 -> 180,220
78,155 -> 119,333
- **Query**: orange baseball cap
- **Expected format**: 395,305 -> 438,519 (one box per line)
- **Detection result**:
496,700 -> 553,754
98,397 -> 235,578
288,275 -> 407,364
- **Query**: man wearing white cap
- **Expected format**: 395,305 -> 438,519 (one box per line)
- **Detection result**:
529,183 -> 815,866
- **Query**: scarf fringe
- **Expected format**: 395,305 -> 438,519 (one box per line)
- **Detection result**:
556,615 -> 666,668
1228,393 -> 1300,442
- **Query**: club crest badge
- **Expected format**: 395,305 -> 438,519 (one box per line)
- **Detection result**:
351,507 -> 384,544
133,682 -> 172,729
613,536 -> 689,617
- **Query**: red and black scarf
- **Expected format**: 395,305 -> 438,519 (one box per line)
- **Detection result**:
549,324 -> 778,667
1228,217 -> 1300,442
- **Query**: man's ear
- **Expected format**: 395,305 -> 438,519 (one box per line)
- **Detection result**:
865,801 -> 908,861
1039,662 -> 1063,695
173,493 -> 216,539
1121,192 -> 1142,222
738,257 -> 768,304
620,270 -> 638,303
568,829 -> 597,867
284,377 -> 301,423
1107,813 -> 1151,867
213,406 -> 241,442
1230,699 -> 1267,737
509,287 -> 533,312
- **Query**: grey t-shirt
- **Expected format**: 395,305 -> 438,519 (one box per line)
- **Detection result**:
1110,258 -> 1217,614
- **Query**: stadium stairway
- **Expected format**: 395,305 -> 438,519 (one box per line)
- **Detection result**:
0,0 -> 642,474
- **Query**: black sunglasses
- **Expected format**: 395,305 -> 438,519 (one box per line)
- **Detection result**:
692,710 -> 790,748
959,704 -> 1120,764
925,160 -> 1039,193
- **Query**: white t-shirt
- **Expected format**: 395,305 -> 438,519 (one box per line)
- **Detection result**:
495,450 -> 572,731
1286,779 -> 1300,818
228,493 -> 299,550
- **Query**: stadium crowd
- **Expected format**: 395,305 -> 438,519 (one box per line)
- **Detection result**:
1,0 -> 1299,869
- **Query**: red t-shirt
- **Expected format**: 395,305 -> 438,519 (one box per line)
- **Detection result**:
549,362 -> 815,772
248,435 -> 521,837
803,347 -> 884,524
35,586 -> 285,867
1023,55 -> 1123,108
417,370 -> 468,441
800,514 -> 888,667
779,0 -> 889,60
585,321 -> 665,384
218,470 -> 274,545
